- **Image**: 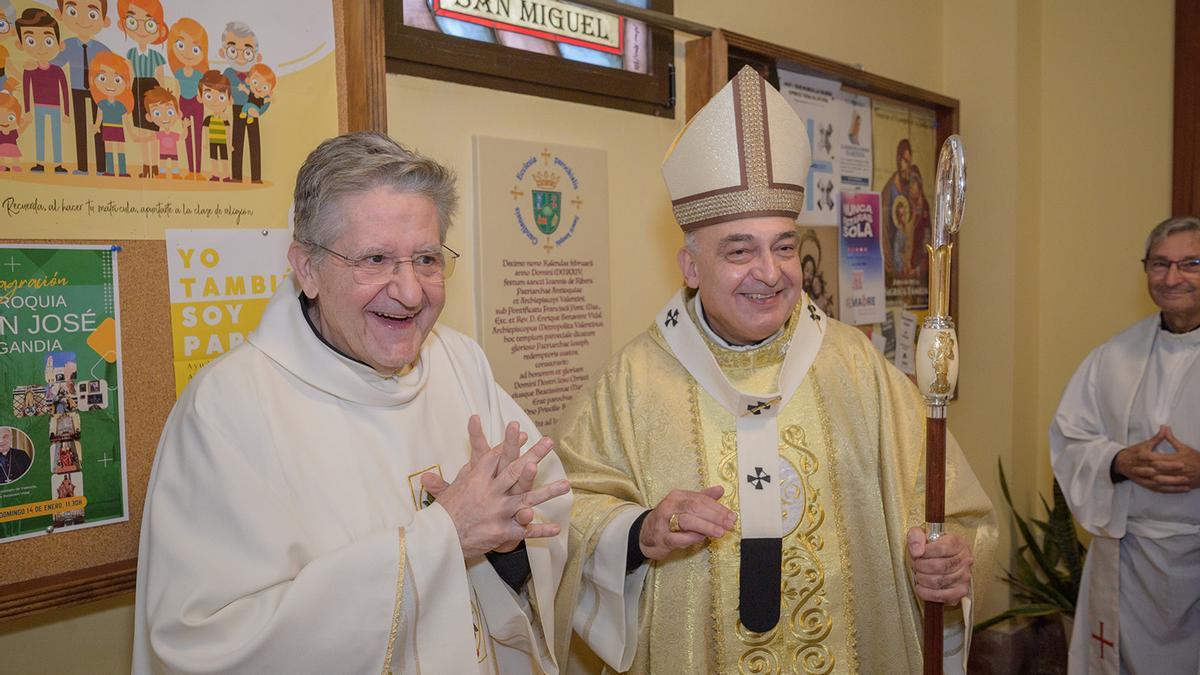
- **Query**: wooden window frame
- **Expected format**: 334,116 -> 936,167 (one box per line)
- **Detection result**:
1174,0 -> 1200,216
384,0 -> 677,117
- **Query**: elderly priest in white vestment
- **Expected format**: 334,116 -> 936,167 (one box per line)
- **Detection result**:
133,132 -> 571,674
1052,216 -> 1200,675
553,66 -> 996,674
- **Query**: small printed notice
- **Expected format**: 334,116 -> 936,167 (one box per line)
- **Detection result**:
778,69 -> 874,227
475,137 -> 611,433
896,309 -> 919,375
0,246 -> 127,542
166,228 -> 291,395
838,191 -> 886,325
838,91 -> 873,191
779,71 -> 840,226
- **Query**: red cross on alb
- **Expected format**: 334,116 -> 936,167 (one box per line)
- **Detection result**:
1091,621 -> 1114,660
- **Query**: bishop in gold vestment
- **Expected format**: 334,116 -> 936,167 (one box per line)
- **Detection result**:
552,67 -> 996,674
555,295 -> 995,673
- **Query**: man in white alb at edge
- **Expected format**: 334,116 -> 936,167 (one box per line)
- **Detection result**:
134,131 -> 572,674
1052,216 -> 1200,675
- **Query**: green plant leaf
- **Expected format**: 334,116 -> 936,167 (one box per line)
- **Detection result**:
1053,479 -> 1084,582
978,460 -> 1086,631
998,459 -> 1016,510
1031,519 -> 1061,565
1002,467 -> 1072,600
1009,556 -> 1071,608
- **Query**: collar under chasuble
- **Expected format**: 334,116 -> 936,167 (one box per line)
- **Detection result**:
247,275 -> 433,407
655,289 -> 826,632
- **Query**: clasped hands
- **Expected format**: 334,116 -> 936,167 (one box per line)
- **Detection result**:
1114,425 -> 1200,493
421,415 -> 569,559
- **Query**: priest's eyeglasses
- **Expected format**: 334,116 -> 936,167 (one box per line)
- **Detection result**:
305,242 -> 460,283
1142,256 -> 1200,278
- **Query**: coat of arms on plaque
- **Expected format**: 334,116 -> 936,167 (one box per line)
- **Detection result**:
532,187 -> 561,235
510,148 -> 585,252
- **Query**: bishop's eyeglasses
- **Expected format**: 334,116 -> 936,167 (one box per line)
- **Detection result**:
1142,255 -> 1200,278
304,242 -> 460,284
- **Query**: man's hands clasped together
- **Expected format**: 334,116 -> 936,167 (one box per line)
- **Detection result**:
422,415 -> 570,559
1113,425 -> 1200,493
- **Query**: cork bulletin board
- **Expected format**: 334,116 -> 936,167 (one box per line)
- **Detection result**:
0,0 -> 387,622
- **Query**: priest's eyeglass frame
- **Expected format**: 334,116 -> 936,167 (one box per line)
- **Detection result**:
301,241 -> 461,282
1142,256 -> 1200,277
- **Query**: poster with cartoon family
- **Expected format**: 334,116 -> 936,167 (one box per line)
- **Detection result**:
0,0 -> 337,238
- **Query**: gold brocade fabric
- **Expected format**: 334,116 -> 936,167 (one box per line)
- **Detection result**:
553,297 -> 997,674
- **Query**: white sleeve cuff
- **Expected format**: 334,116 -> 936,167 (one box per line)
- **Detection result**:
942,590 -> 971,674
572,506 -> 649,672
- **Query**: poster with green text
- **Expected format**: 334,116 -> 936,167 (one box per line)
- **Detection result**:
0,246 -> 127,542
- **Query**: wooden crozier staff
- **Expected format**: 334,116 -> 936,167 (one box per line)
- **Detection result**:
917,135 -> 966,675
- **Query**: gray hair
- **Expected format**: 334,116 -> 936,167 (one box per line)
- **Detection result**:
0,1 -> 14,21
293,131 -> 458,258
1145,216 -> 1200,258
223,21 -> 256,42
683,230 -> 698,254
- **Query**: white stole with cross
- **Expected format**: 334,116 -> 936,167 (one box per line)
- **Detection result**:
655,289 -> 825,632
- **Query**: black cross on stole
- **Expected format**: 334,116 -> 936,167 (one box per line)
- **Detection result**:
746,466 -> 771,490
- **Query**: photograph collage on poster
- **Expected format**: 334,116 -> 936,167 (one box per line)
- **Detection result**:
2,351 -> 98,525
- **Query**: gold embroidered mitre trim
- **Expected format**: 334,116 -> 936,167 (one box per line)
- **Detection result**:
661,66 -> 810,231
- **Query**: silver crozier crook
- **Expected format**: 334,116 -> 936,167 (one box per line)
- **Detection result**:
917,134 -> 965,675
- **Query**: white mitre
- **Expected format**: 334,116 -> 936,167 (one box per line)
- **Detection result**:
661,65 -> 811,231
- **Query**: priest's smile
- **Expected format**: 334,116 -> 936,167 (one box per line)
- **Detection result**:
369,309 -> 419,326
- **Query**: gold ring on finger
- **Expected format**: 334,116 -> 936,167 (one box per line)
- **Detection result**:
668,513 -> 682,532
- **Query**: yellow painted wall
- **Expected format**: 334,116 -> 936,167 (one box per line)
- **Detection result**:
943,0 -> 1173,621
0,0 -> 1176,668
1032,0 -> 1174,503
942,0 -> 1022,616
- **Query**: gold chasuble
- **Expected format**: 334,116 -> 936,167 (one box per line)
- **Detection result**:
554,293 -> 996,674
